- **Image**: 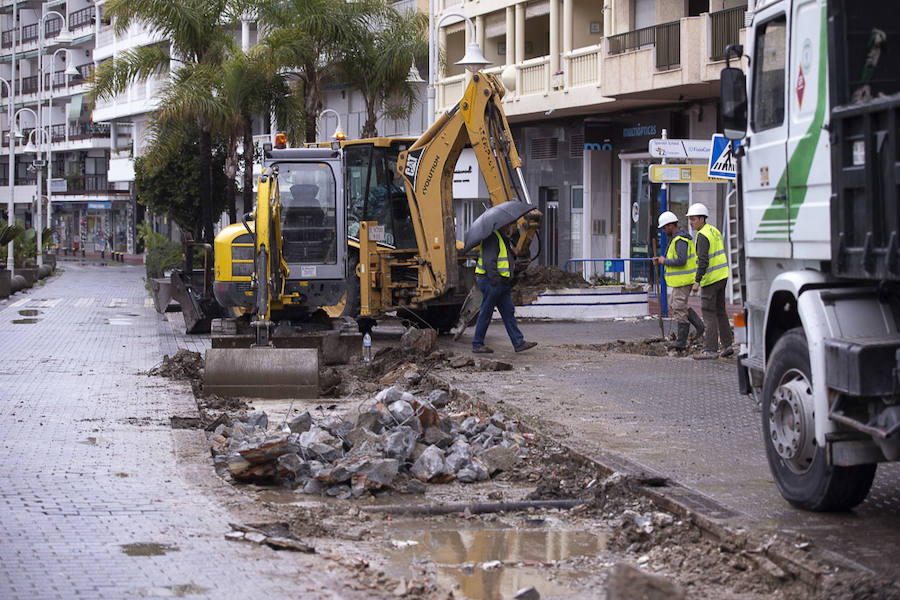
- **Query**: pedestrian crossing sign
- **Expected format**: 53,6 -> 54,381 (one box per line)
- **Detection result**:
707,134 -> 740,180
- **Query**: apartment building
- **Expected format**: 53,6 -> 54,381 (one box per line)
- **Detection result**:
0,0 -> 135,254
434,0 -> 747,276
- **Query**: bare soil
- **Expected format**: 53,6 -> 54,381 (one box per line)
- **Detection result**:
150,338 -> 898,600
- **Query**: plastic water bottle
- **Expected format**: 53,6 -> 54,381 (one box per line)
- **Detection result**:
362,332 -> 372,363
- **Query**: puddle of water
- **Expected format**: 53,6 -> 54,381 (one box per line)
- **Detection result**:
105,317 -> 134,326
78,437 -> 98,445
387,527 -> 608,600
18,309 -> 40,316
11,318 -> 38,324
121,542 -> 180,556
134,584 -> 208,597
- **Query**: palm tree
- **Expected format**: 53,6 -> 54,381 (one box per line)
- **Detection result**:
254,0 -> 381,142
340,6 -> 427,138
89,0 -> 234,243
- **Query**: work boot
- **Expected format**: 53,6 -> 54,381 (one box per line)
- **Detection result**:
668,322 -> 690,350
687,308 -> 705,338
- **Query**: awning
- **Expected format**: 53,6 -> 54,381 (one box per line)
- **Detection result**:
68,94 -> 83,120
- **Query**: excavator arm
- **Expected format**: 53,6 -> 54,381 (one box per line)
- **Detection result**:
396,71 -> 541,302
251,168 -> 289,340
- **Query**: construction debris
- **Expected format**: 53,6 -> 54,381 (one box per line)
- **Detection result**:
208,384 -> 527,495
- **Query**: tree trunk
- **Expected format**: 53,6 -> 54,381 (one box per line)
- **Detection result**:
224,138 -> 238,224
361,97 -> 378,138
198,126 -> 214,244
303,64 -> 321,143
242,115 -> 254,216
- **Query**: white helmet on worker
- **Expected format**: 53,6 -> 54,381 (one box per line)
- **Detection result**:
657,211 -> 678,229
686,203 -> 709,217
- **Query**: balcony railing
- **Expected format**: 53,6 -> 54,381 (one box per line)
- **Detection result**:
655,21 -> 680,70
69,6 -> 95,30
51,124 -> 66,142
20,75 -> 38,95
21,22 -> 38,44
1,30 -> 10,48
69,123 -> 111,140
710,6 -> 746,61
607,20 -> 681,71
608,24 -> 656,55
520,56 -> 549,96
566,44 -> 602,88
45,16 -> 63,39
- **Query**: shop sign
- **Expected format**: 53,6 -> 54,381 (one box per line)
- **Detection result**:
87,201 -> 112,210
648,138 -> 713,159
650,164 -> 730,183
452,148 -> 487,199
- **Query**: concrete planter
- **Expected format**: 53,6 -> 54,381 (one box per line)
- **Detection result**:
17,267 -> 38,288
11,274 -> 25,292
0,268 -> 9,298
38,264 -> 52,278
42,252 -> 56,270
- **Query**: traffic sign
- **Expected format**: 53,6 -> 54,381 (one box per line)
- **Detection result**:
648,138 -> 713,159
707,134 -> 740,180
649,164 -> 731,183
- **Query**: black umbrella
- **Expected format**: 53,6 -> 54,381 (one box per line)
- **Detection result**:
461,201 -> 534,254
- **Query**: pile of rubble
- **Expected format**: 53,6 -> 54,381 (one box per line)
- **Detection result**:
207,385 -> 530,498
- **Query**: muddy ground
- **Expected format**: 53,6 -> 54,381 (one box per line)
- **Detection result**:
150,346 -> 899,600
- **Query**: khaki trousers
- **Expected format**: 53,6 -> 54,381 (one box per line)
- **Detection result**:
668,284 -> 692,324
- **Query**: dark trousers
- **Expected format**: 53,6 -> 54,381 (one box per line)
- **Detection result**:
700,278 -> 733,352
472,276 -> 525,349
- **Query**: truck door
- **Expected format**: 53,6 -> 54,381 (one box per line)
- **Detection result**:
786,0 -> 830,260
743,4 -> 790,259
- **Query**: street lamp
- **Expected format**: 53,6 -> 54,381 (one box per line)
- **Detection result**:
35,10 -> 75,267
0,77 -> 13,273
426,7 -> 490,127
317,109 -> 345,142
46,48 -> 79,233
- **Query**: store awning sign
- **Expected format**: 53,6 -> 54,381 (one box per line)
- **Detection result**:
649,164 -> 731,184
87,201 -> 112,210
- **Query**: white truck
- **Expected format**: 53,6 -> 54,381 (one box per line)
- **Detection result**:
721,0 -> 899,510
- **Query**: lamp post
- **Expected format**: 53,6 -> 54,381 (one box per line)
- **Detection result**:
36,10 -> 74,267
426,5 -> 490,127
5,0 -> 17,272
0,77 -> 12,272
317,109 -> 345,142
46,48 -> 79,234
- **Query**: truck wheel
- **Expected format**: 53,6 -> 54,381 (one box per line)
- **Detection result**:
762,327 -> 876,511
255,248 -> 269,318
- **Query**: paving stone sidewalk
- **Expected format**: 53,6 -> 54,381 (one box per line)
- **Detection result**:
0,263 -> 376,600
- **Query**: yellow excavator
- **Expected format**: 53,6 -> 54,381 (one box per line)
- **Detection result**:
204,71 -> 540,398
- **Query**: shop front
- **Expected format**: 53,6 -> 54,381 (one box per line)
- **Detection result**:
52,199 -> 133,254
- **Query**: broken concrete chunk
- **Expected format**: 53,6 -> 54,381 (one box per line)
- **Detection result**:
513,587 -> 540,600
227,455 -> 251,476
245,411 -> 268,431
288,411 -> 313,434
383,426 -> 418,462
298,427 -> 342,462
355,411 -> 384,434
411,445 -> 445,481
275,453 -> 311,481
357,458 -> 400,486
303,478 -> 325,495
489,413 -> 510,430
449,356 -> 474,369
444,452 -> 471,475
376,386 -> 405,405
477,445 -> 520,474
459,416 -> 483,436
400,327 -> 437,355
238,434 -> 299,465
346,427 -> 383,451
423,426 -> 453,449
428,389 -> 450,409
388,400 -> 415,426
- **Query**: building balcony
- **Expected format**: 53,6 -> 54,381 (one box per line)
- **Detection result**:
434,6 -> 746,118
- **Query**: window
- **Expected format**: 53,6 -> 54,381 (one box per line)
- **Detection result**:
751,15 -> 786,132
570,186 -> 584,262
275,161 -> 338,264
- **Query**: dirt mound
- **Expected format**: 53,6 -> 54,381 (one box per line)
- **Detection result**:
512,265 -> 590,305
149,349 -> 204,380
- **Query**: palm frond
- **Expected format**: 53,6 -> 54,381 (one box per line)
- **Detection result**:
88,44 -> 171,102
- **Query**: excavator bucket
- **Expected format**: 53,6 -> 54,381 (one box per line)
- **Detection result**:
203,347 -> 319,399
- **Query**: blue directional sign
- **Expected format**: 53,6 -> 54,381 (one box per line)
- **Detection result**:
707,134 -> 741,180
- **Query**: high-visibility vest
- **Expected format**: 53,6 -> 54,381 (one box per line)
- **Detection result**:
664,234 -> 697,287
475,231 -> 511,278
697,223 -> 729,287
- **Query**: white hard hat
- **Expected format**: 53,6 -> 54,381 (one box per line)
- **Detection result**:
657,211 -> 678,228
686,203 -> 709,217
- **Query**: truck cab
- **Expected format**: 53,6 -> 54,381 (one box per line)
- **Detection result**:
721,0 -> 900,510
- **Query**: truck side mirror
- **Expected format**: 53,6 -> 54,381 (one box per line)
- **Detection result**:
720,67 -> 747,140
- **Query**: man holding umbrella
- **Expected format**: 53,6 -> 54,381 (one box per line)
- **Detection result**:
470,221 -> 537,355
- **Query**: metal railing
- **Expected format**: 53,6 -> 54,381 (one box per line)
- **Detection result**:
655,21 -> 681,70
69,6 -> 95,30
50,124 -> 66,142
0,30 -> 10,48
21,23 -> 38,43
69,123 -> 111,140
44,16 -> 63,38
20,75 -> 38,95
608,24 -> 657,55
710,6 -> 746,61
564,257 -> 655,284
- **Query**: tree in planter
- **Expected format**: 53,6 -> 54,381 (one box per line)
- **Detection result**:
0,220 -> 24,267
12,223 -> 36,268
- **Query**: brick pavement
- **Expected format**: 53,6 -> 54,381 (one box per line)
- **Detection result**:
0,263 -> 380,599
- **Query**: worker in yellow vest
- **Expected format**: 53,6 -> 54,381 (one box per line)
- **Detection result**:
687,203 -> 733,359
652,211 -> 705,350
472,223 -> 537,354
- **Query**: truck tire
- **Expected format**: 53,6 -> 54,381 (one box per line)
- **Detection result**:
762,327 -> 876,511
